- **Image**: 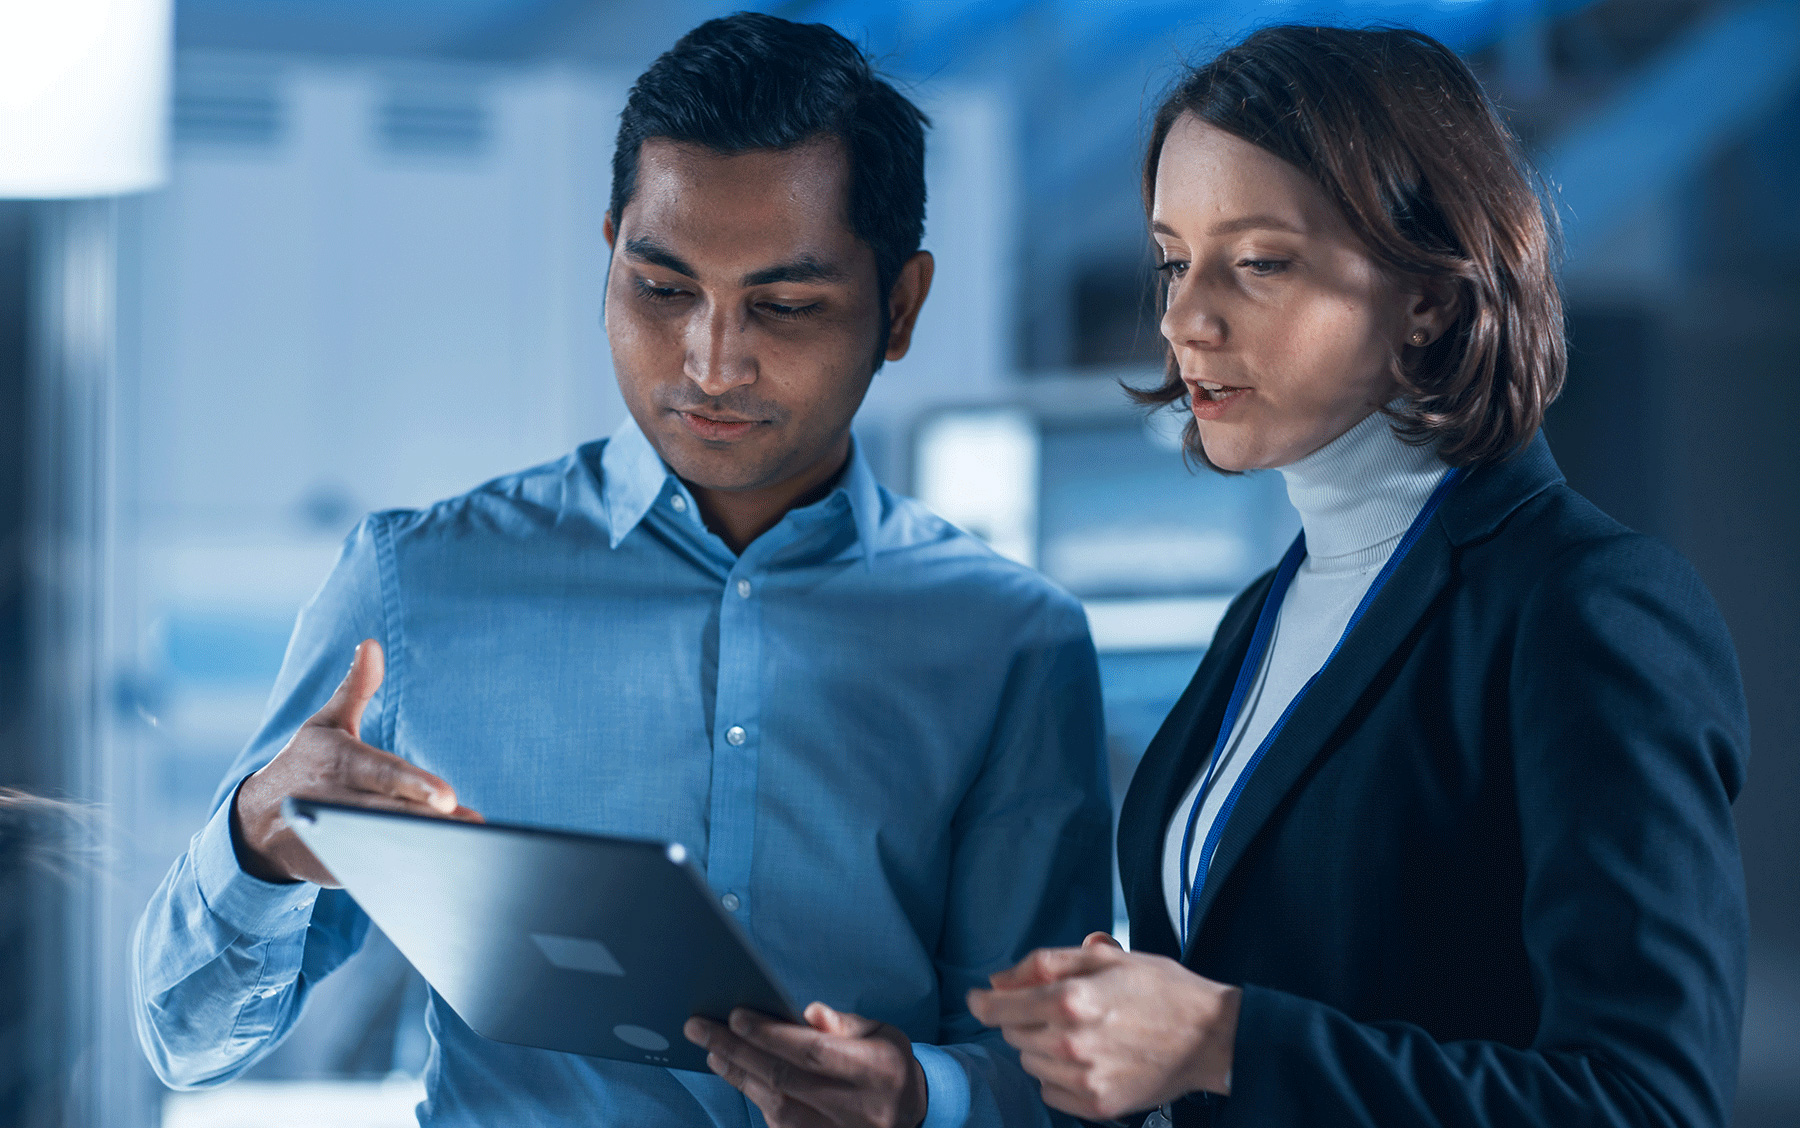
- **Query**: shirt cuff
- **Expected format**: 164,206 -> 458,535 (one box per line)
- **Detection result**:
192,780 -> 319,938
913,1042 -> 972,1128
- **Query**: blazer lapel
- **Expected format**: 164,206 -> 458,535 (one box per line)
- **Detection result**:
1182,521 -> 1457,954
1131,434 -> 1569,962
1117,573 -> 1272,958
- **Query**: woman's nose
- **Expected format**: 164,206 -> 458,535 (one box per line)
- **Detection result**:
1160,279 -> 1226,352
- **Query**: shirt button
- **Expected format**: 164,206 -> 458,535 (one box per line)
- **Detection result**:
725,725 -> 746,746
736,579 -> 752,599
670,495 -> 688,513
720,893 -> 741,913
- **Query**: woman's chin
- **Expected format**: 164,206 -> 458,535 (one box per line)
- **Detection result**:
1197,430 -> 1261,473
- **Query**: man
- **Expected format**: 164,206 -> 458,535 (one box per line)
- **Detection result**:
132,13 -> 1110,1128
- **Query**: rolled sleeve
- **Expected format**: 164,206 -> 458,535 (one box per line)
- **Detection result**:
133,515 -> 389,1088
916,1042 -> 975,1128
191,779 -> 319,939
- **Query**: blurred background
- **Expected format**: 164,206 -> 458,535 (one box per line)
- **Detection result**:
1,0 -> 1796,1125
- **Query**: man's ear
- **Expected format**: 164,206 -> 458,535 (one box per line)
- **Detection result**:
882,251 -> 935,362
603,212 -> 617,249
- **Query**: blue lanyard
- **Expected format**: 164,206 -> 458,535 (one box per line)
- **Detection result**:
1177,466 -> 1465,953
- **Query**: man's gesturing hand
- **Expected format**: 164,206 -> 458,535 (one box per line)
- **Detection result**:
231,639 -> 481,886
966,932 -> 1240,1124
685,1003 -> 928,1128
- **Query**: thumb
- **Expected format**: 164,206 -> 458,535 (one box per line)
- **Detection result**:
1083,930 -> 1124,951
804,1002 -> 880,1039
313,639 -> 385,740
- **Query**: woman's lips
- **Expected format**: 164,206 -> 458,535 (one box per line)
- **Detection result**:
1187,382 -> 1250,422
677,411 -> 763,442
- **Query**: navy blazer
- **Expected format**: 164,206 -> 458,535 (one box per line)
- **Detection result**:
1117,434 -> 1749,1128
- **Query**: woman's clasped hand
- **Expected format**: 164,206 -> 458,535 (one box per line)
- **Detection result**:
968,933 -> 1241,1123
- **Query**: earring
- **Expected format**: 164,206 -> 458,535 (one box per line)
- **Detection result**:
1408,329 -> 1429,346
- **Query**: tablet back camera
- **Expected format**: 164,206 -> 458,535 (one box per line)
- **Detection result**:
613,1024 -> 671,1053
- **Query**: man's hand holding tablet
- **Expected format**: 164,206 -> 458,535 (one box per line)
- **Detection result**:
231,639 -> 483,886
242,641 -> 930,1128
686,1004 -> 928,1128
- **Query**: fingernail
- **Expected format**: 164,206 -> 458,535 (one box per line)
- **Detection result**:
683,1019 -> 706,1046
729,1010 -> 750,1034
706,1052 -> 723,1074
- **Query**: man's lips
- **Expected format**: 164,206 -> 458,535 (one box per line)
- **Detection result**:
674,410 -> 767,442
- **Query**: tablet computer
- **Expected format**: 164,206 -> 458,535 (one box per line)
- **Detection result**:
282,797 -> 801,1072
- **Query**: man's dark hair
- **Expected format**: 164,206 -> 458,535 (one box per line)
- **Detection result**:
610,12 -> 929,352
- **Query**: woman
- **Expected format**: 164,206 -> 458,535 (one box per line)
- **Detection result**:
969,25 -> 1748,1128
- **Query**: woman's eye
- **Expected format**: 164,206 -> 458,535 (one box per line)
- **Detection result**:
1155,260 -> 1189,278
1238,258 -> 1289,276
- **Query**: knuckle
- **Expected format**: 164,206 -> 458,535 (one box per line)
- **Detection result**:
1053,984 -> 1087,1023
1067,981 -> 1102,1022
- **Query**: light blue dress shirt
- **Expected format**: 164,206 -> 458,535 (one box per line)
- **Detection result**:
132,418 -> 1112,1127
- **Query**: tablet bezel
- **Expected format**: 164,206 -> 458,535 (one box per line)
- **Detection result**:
281,796 -> 801,1072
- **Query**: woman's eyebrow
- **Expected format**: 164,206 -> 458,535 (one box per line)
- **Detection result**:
1208,215 -> 1304,236
1151,216 -> 1304,237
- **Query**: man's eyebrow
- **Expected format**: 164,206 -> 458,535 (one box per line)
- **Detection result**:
1150,215 -> 1305,238
741,256 -> 847,287
622,237 -> 697,278
621,240 -> 847,288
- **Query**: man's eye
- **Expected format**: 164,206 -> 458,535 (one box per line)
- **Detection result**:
635,278 -> 686,302
759,301 -> 822,320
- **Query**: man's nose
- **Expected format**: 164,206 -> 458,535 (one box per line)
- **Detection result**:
683,301 -> 756,396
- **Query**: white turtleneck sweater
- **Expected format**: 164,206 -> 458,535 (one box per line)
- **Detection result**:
1162,407 -> 1450,938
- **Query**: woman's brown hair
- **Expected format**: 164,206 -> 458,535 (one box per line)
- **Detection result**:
1131,25 -> 1566,468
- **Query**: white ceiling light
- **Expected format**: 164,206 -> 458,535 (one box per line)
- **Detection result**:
0,0 -> 171,197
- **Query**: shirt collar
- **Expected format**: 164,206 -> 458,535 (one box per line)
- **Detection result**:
840,434 -> 884,570
599,414 -> 882,568
600,415 -> 674,549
